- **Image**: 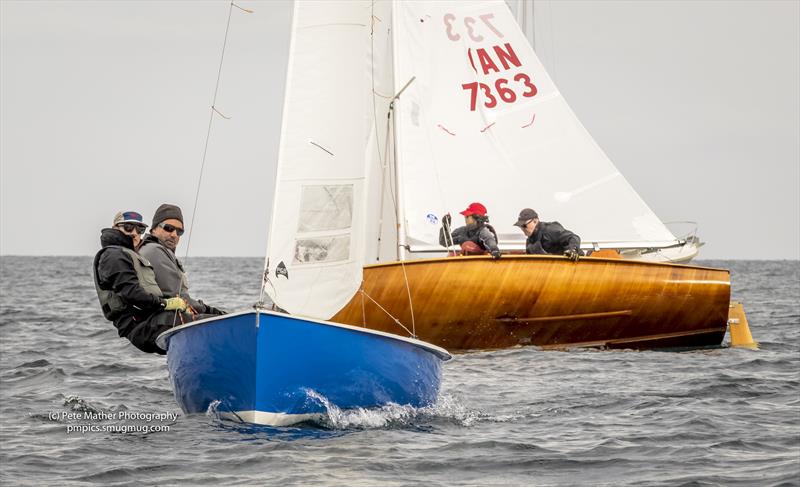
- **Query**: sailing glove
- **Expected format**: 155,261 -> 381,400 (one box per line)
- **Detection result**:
197,300 -> 226,316
163,297 -> 188,311
206,306 -> 227,316
442,213 -> 452,228
564,249 -> 580,262
491,249 -> 502,260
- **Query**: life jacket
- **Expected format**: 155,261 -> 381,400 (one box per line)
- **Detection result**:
138,237 -> 190,297
93,246 -> 162,321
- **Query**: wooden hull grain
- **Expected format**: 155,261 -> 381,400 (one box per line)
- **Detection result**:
331,255 -> 731,351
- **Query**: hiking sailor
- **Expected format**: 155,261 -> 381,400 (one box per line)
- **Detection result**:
138,204 -> 225,316
92,210 -> 190,354
513,208 -> 582,261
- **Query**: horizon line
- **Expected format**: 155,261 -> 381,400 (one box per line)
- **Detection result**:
1,254 -> 798,261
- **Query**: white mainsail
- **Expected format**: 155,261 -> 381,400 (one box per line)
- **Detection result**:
391,0 -> 678,251
265,1 -> 383,319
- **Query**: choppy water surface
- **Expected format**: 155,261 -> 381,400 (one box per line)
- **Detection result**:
1,257 -> 798,486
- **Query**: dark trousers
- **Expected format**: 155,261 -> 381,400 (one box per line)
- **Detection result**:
127,310 -> 198,355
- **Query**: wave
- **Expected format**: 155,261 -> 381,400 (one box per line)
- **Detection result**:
203,390 -> 518,433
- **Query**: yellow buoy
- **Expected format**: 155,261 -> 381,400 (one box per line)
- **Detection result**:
728,301 -> 757,349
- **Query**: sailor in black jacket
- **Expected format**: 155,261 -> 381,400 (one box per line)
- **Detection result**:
93,211 -> 188,354
513,208 -> 582,261
439,202 -> 501,259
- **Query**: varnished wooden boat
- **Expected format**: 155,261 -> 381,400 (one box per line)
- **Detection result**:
331,255 -> 731,351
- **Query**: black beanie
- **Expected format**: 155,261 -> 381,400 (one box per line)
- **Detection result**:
152,204 -> 184,227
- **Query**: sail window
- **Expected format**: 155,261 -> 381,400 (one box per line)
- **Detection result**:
294,236 -> 351,264
297,185 -> 353,232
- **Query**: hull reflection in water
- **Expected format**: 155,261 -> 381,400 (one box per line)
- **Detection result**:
156,310 -> 451,426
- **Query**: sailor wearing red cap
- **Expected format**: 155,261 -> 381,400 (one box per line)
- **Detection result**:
439,202 -> 501,259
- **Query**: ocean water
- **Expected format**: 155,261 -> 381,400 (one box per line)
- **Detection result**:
0,257 -> 798,486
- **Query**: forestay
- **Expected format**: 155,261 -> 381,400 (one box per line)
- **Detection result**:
392,0 -> 677,250
265,1 -> 379,319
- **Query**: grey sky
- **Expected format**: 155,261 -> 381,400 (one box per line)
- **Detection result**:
1,0 -> 798,259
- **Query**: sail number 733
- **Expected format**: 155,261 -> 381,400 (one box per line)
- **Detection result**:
462,73 -> 537,111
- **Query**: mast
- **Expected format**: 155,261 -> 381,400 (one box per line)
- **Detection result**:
527,0 -> 535,51
388,73 -> 416,262
390,0 -> 407,262
514,0 -> 535,51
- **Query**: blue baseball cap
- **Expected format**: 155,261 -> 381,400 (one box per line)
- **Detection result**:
112,211 -> 148,228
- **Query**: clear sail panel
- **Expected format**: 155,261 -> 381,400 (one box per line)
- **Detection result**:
297,185 -> 354,233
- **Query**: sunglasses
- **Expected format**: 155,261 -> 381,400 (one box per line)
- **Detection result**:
158,222 -> 185,236
118,223 -> 146,235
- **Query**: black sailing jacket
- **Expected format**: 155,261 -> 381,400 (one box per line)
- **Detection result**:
525,221 -> 582,255
439,222 -> 500,253
93,228 -> 164,337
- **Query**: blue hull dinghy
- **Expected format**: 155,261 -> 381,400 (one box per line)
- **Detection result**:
156,310 -> 451,426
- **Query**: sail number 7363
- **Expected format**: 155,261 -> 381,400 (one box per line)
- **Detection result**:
462,74 -> 537,111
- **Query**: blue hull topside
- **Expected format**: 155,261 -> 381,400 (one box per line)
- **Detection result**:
157,310 -> 450,426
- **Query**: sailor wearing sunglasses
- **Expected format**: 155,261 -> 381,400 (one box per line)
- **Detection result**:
139,204 -> 226,317
93,210 -> 189,354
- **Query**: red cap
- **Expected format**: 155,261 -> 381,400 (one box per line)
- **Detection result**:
459,202 -> 487,217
